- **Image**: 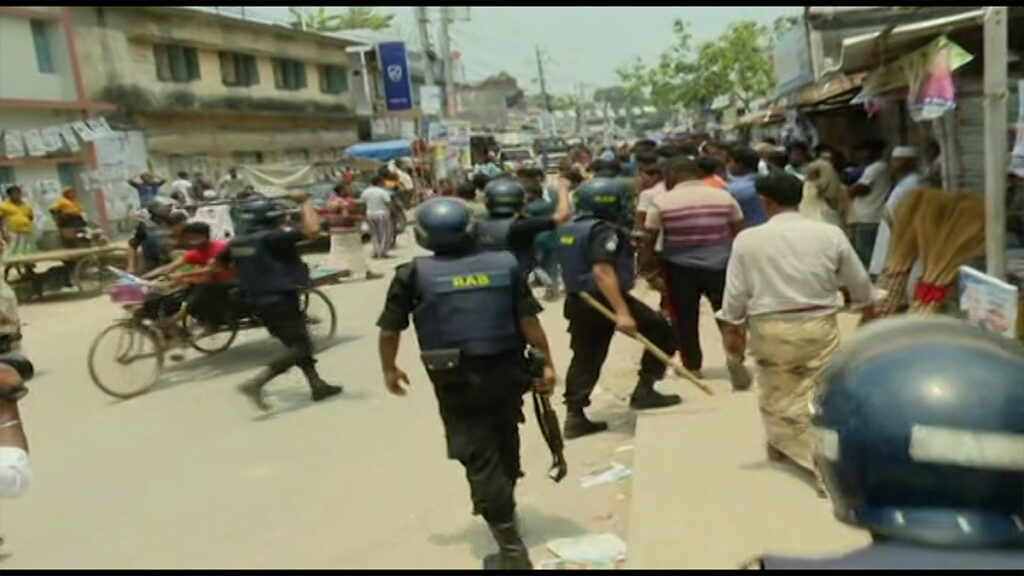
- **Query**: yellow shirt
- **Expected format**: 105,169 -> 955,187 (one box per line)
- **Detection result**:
51,197 -> 84,217
0,201 -> 34,234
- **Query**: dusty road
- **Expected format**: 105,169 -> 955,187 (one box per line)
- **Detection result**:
0,235 -> 645,569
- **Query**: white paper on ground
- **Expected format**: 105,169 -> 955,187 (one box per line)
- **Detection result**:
546,533 -> 628,565
579,462 -> 631,489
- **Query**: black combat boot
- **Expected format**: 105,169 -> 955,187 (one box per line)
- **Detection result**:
563,408 -> 608,440
482,520 -> 532,570
629,378 -> 682,410
238,370 -> 276,412
310,380 -> 343,401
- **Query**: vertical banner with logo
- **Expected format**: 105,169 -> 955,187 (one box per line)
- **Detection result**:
377,41 -> 413,112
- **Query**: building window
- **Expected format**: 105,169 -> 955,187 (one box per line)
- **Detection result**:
318,65 -> 348,95
57,163 -> 77,189
220,52 -> 260,87
272,58 -> 307,91
31,20 -> 55,74
154,44 -> 201,83
0,168 -> 12,190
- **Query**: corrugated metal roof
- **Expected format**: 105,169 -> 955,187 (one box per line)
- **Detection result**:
835,8 -> 985,74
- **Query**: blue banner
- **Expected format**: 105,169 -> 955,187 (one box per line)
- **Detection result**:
378,41 -> 413,112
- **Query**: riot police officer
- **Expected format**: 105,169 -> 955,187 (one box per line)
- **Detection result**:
475,176 -> 571,265
750,317 -> 1024,570
376,197 -> 557,570
220,191 -> 342,411
558,178 -> 681,440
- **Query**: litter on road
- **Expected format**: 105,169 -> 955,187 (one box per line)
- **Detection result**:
543,533 -> 628,569
580,462 -> 632,489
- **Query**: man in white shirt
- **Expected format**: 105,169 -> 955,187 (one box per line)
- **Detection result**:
169,171 -> 194,204
847,139 -> 892,270
717,173 -> 875,495
217,167 -> 248,200
359,175 -> 396,259
868,146 -> 923,286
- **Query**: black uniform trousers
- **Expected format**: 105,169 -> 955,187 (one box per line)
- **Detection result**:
664,264 -> 726,372
250,291 -> 319,379
563,292 -> 676,410
427,350 -> 530,525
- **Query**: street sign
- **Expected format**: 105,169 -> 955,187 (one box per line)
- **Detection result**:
420,85 -> 443,116
377,41 -> 413,112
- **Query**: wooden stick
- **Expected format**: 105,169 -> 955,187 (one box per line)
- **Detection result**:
580,292 -> 714,396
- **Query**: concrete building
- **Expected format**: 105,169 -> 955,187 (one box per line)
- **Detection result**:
69,6 -> 362,181
0,6 -> 116,234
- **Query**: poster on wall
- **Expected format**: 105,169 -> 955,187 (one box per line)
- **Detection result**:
1011,79 -> 1024,178
59,125 -> 81,153
0,130 -> 25,159
39,126 -> 64,154
959,266 -> 1019,340
71,120 -> 99,143
22,129 -> 47,157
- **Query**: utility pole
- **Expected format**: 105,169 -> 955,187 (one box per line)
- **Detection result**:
439,6 -> 456,118
983,6 -> 1008,279
414,6 -> 436,87
535,45 -> 552,113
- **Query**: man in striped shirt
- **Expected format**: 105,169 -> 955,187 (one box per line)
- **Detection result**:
646,157 -> 746,382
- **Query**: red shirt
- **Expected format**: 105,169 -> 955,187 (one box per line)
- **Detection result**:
182,240 -> 230,282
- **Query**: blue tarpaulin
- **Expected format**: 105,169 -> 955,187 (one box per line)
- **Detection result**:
344,139 -> 412,161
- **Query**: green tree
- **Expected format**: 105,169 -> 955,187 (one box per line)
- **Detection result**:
616,18 -> 776,114
289,7 -> 395,32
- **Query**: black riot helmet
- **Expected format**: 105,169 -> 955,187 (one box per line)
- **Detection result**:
414,197 -> 476,254
483,178 -> 526,218
574,177 -> 629,223
813,317 -> 1024,549
233,197 -> 291,235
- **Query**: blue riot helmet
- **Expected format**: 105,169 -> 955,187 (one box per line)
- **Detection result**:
483,178 -> 526,217
574,177 -> 629,223
813,317 -> 1024,549
232,196 -> 292,235
414,197 -> 476,254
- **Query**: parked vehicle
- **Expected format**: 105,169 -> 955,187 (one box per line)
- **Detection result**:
498,147 -> 537,172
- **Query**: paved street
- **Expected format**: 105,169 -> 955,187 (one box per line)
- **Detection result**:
0,234 -> 639,569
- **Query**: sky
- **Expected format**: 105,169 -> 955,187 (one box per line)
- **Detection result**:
241,6 -> 802,95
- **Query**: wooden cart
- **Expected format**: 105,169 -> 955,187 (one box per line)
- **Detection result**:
5,243 -> 128,301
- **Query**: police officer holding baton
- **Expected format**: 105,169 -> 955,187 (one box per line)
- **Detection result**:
220,191 -> 342,411
376,197 -> 557,570
557,177 -> 681,440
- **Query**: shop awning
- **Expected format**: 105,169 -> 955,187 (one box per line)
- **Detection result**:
835,8 -> 985,74
344,139 -> 412,161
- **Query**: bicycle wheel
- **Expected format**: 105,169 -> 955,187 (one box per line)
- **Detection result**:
88,322 -> 164,399
74,255 -> 116,295
182,305 -> 238,354
301,288 -> 337,342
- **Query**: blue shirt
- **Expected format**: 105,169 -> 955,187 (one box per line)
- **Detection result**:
727,174 -> 767,227
130,181 -> 164,206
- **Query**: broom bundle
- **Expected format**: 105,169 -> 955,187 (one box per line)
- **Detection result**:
910,192 -> 986,314
873,187 -> 940,317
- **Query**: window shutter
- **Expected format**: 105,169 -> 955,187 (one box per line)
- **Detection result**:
154,45 -> 171,81
273,59 -> 284,88
220,52 -> 236,85
296,62 -> 307,89
169,46 -> 188,82
185,48 -> 201,80
245,56 -> 260,86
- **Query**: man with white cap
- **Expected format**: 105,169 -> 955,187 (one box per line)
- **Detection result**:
868,145 -> 922,285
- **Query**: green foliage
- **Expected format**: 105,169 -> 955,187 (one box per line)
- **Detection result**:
288,7 -> 395,32
616,17 -> 777,113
